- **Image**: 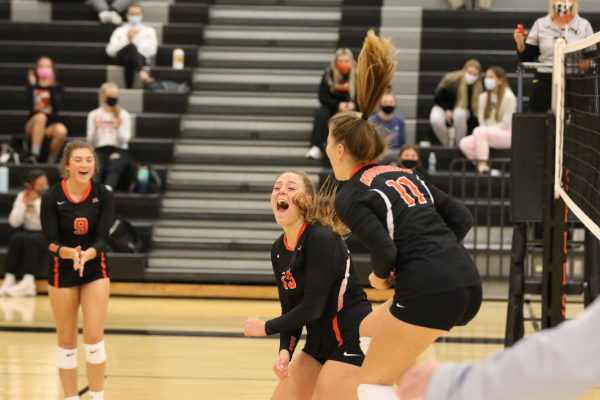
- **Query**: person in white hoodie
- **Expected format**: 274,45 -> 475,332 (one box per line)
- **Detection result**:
87,82 -> 132,190
105,3 -> 156,88
0,170 -> 49,297
459,66 -> 516,175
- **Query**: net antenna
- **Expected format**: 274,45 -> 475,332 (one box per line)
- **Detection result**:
554,32 -> 600,240
565,0 -> 569,44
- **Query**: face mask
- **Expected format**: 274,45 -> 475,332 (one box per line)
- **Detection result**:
36,188 -> 47,196
106,97 -> 118,107
336,63 -> 351,75
400,159 -> 418,169
128,15 -> 142,25
381,105 -> 395,115
484,77 -> 497,91
465,72 -> 479,85
554,1 -> 574,17
37,67 -> 53,80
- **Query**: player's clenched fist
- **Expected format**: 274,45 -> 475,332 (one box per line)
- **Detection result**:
273,350 -> 291,380
244,317 -> 266,337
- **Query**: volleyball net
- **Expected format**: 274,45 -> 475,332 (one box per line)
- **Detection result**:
554,32 -> 600,240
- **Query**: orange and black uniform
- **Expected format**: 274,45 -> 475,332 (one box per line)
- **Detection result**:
26,83 -> 64,126
41,180 -> 115,288
335,163 -> 482,331
264,222 -> 372,367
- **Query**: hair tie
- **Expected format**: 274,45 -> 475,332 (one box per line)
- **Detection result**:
361,113 -> 369,120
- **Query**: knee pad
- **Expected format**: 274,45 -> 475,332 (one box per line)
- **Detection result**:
360,337 -> 371,356
84,341 -> 106,364
57,347 -> 78,370
357,384 -> 398,400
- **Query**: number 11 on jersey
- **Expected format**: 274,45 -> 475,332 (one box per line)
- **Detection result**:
386,177 -> 427,207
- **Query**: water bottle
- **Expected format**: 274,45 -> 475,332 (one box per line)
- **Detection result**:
0,166 -> 8,193
428,152 -> 437,174
137,166 -> 149,194
173,48 -> 184,70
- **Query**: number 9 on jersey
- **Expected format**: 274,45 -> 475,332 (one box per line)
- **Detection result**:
74,218 -> 88,235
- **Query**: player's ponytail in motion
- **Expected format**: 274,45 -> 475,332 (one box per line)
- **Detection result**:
329,30 -> 398,163
278,171 -> 349,237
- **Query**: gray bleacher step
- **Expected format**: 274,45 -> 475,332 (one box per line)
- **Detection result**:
147,255 -> 273,276
182,115 -> 312,140
209,6 -> 340,26
162,196 -> 272,212
214,0 -> 341,6
203,25 -> 338,48
198,46 -> 333,69
193,68 -> 321,92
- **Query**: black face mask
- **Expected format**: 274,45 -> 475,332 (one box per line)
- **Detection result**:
106,97 -> 118,107
400,159 -> 418,169
381,106 -> 396,115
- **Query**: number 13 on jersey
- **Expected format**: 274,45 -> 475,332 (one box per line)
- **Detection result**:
74,218 -> 88,235
386,177 -> 428,207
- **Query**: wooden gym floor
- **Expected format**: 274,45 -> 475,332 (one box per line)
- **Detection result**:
0,288 -> 598,399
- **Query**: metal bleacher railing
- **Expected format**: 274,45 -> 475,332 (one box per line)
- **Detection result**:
516,62 -> 554,112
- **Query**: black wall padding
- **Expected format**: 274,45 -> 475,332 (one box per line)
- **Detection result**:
510,113 -> 547,222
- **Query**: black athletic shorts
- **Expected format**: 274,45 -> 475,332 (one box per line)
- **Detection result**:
303,336 -> 364,367
390,284 -> 482,331
47,258 -> 109,288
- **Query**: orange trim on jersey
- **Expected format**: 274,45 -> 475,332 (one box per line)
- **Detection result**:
332,315 -> 343,346
283,221 -> 308,251
62,179 -> 92,204
53,257 -> 59,288
101,252 -> 107,278
349,161 -> 376,179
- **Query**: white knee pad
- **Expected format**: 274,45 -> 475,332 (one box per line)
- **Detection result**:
57,347 -> 78,370
84,341 -> 106,364
357,384 -> 399,400
360,337 -> 371,356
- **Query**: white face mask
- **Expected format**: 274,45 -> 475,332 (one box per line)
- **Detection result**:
465,72 -> 479,85
484,77 -> 497,91
128,15 -> 142,25
554,1 -> 574,18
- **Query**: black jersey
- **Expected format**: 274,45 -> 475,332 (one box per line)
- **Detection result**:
335,163 -> 480,299
41,179 -> 115,287
264,222 -> 371,359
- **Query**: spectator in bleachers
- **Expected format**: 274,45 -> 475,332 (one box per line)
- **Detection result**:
370,92 -> 406,150
87,82 -> 132,191
459,67 -> 516,175
90,0 -> 133,25
305,48 -> 357,160
25,57 -> 68,164
0,170 -> 49,297
398,143 -> 430,182
430,60 -> 482,148
106,3 -> 156,89
447,0 -> 491,9
514,0 -> 594,112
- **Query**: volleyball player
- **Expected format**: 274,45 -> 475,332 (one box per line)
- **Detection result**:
325,31 -> 482,400
41,140 -> 115,400
244,171 -> 372,400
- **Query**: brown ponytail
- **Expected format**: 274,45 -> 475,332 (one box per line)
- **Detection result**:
328,30 -> 398,163
277,172 -> 349,237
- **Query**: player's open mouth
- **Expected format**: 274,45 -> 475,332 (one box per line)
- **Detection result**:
276,199 -> 289,212
78,170 -> 90,177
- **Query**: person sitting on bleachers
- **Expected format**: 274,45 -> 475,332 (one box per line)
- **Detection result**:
25,57 -> 68,164
370,92 -> 406,151
459,66 -> 516,176
87,82 -> 132,191
0,170 -> 49,297
446,0 -> 491,9
91,0 -> 134,25
305,48 -> 357,160
398,143 -> 430,182
105,3 -> 156,88
430,60 -> 482,148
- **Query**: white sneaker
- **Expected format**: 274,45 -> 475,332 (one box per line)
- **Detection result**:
98,10 -> 112,24
490,169 -> 501,177
7,278 -> 36,297
477,164 -> 490,174
0,273 -> 16,295
109,10 -> 123,25
305,146 -> 322,160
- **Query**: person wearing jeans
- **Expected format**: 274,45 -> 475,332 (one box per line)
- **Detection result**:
459,67 -> 516,175
88,0 -> 134,25
87,83 -> 132,190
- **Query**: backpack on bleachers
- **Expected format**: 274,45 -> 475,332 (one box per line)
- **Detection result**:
107,217 -> 145,253
145,80 -> 190,94
125,163 -> 162,194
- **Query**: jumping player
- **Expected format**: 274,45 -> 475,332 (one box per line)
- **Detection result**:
41,141 -> 115,400
245,171 -> 372,400
325,31 -> 482,399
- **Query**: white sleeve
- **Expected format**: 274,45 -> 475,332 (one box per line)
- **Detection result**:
118,111 -> 132,148
498,92 -> 517,130
525,19 -> 540,46
9,192 -> 27,228
585,21 -> 594,38
86,110 -> 96,147
426,298 -> 600,400
133,27 -> 158,59
477,93 -> 486,126
106,27 -> 127,58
